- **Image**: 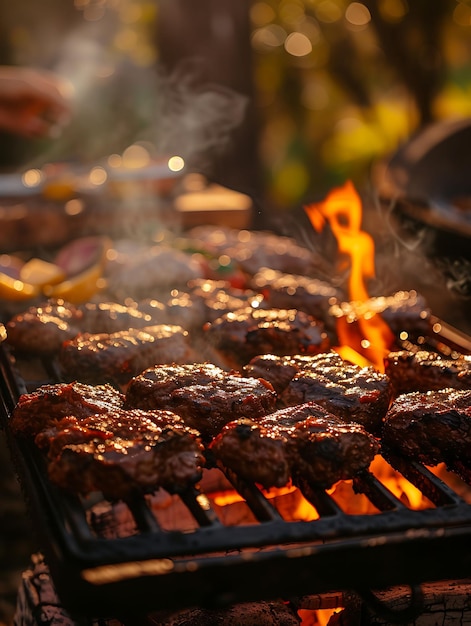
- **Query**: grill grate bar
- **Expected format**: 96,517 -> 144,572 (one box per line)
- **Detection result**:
123,490 -> 161,533
384,451 -> 468,507
353,469 -> 408,511
220,464 -> 284,522
178,486 -> 223,527
295,476 -> 344,516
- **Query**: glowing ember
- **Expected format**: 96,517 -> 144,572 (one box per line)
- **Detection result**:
305,180 -> 394,371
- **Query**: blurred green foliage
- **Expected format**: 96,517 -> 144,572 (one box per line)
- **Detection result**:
2,0 -> 471,213
250,0 -> 471,209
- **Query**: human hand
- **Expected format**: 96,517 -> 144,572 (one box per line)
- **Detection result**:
0,66 -> 73,138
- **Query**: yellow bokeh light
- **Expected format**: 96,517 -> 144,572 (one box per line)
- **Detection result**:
284,32 -> 313,57
122,144 -> 151,169
345,3 -> 371,27
22,169 -> 43,188
89,166 -> 108,186
168,156 -> 185,172
250,2 -> 276,27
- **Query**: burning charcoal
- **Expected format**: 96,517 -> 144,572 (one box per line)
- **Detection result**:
35,408 -> 204,498
58,325 -> 196,387
329,290 -> 432,338
10,381 -> 124,437
125,362 -> 277,440
382,388 -> 471,466
384,349 -> 471,396
147,600 -> 301,625
210,402 -> 379,489
203,307 -> 330,369
272,351 -> 391,434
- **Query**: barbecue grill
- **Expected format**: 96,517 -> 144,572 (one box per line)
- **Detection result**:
2,321 -> 471,622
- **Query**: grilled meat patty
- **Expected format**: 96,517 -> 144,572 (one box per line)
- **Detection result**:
249,267 -> 342,335
4,299 -> 168,356
184,225 -> 333,277
384,349 -> 471,396
382,388 -> 471,466
76,301 -> 157,333
203,307 -> 330,369
10,381 -> 124,437
5,300 -> 82,355
125,363 -> 277,439
210,401 -> 379,489
329,290 -> 432,338
35,408 -> 204,498
243,353 -> 323,394
280,352 -> 391,433
244,351 -> 391,433
59,325 -> 196,386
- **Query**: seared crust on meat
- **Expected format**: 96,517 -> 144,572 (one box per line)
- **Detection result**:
382,388 -> 471,466
384,349 -> 471,396
59,325 -> 195,386
329,290 -> 432,337
243,353 -> 321,394
10,381 -> 124,437
125,363 -> 227,408
77,301 -> 155,333
187,278 -> 263,324
279,352 -> 391,433
210,402 -> 379,489
204,307 -> 330,369
125,363 -> 277,439
249,268 -> 341,333
35,408 -> 204,498
5,300 -> 82,355
244,352 -> 391,433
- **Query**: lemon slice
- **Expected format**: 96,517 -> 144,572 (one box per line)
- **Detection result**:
20,258 -> 66,287
44,262 -> 106,304
0,272 -> 41,301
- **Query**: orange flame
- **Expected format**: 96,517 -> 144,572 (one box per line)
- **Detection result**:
305,181 -> 393,371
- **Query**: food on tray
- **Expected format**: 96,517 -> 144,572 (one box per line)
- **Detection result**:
382,388 -> 471,466
44,261 -> 105,303
19,258 -> 66,287
384,349 -> 471,396
210,401 -> 379,489
0,271 -> 41,302
10,381 -> 124,437
0,236 -> 111,307
58,325 -> 196,386
125,362 -> 277,440
35,408 -> 204,498
244,351 -> 391,433
203,307 -> 330,369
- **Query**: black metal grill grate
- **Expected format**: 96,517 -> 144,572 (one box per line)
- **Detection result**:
2,329 -> 471,619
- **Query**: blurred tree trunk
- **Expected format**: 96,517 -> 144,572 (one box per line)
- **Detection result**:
363,0 -> 450,127
155,0 -> 262,200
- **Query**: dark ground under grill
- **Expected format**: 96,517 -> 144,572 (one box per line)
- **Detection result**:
0,431 -> 35,626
